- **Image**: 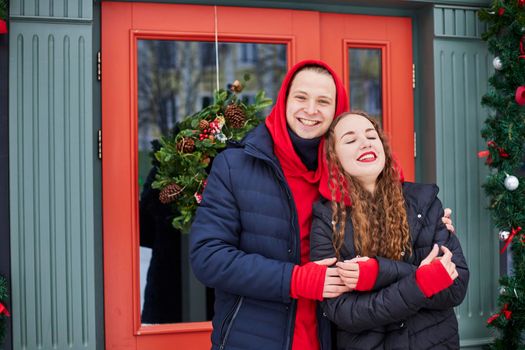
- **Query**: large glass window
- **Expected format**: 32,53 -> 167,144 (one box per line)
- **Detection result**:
137,40 -> 287,325
348,48 -> 382,124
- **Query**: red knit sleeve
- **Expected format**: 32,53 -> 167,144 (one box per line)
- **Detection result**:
415,260 -> 453,297
290,262 -> 327,301
355,258 -> 379,291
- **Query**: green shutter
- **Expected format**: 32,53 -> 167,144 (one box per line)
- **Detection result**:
432,5 -> 498,349
9,1 -> 103,349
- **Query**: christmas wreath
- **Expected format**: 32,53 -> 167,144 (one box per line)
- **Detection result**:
0,275 -> 9,346
151,80 -> 272,233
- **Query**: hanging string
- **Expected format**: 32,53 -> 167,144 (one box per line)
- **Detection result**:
214,6 -> 220,91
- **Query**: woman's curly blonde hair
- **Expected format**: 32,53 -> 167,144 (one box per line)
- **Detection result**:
325,111 -> 412,261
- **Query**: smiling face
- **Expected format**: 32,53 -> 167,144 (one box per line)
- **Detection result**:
333,114 -> 386,192
285,69 -> 337,139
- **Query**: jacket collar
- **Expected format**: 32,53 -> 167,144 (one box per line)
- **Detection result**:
241,124 -> 277,163
402,182 -> 439,216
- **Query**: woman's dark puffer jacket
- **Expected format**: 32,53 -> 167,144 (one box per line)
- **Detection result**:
190,124 -> 331,350
310,182 -> 469,350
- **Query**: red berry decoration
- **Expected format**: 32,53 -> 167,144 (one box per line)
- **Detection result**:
515,86 -> 525,106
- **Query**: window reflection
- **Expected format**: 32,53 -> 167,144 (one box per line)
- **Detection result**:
349,48 -> 382,124
137,40 -> 286,324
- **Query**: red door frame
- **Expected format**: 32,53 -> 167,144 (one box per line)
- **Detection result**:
102,2 -> 413,349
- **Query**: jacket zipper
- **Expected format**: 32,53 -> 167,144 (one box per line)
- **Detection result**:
219,296 -> 244,350
245,144 -> 300,350
245,145 -> 301,264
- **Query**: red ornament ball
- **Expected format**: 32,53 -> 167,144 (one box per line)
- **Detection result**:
515,86 -> 525,106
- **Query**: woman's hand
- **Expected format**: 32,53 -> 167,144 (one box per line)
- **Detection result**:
335,256 -> 370,290
435,246 -> 458,281
314,257 -> 351,298
419,244 -> 458,281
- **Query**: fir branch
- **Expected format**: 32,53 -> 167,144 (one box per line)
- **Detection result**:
0,0 -> 7,21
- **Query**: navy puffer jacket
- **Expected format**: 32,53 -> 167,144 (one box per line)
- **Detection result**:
190,124 -> 331,350
310,183 -> 469,350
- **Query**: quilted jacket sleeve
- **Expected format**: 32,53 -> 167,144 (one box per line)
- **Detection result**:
190,152 -> 295,303
373,257 -> 417,290
321,274 -> 428,332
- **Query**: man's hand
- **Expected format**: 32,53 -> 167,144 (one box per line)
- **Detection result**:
442,208 -> 455,233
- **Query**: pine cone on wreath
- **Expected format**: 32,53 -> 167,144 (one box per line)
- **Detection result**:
176,137 -> 196,153
159,183 -> 183,204
224,104 -> 246,129
199,119 -> 210,130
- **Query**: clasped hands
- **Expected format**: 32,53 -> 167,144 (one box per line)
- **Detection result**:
315,244 -> 458,299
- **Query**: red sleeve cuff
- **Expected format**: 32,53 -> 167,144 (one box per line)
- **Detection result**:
355,258 -> 379,291
290,262 -> 327,301
416,260 -> 453,298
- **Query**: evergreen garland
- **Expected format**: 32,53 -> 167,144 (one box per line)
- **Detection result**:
0,275 -> 9,347
152,82 -> 272,233
0,0 -> 6,21
479,1 -> 525,348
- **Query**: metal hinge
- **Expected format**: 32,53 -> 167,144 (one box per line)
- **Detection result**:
414,131 -> 417,158
98,129 -> 102,160
412,63 -> 415,89
97,51 -> 102,81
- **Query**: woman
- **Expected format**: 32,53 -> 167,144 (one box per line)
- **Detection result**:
310,111 -> 469,349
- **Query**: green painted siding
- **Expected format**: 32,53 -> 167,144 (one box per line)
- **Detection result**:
432,6 -> 497,349
434,5 -> 487,38
10,0 -> 92,19
8,1 -> 103,349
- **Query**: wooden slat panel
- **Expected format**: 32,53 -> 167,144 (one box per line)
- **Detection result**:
9,19 -> 100,349
434,6 -> 487,39
434,38 -> 497,348
10,0 -> 92,19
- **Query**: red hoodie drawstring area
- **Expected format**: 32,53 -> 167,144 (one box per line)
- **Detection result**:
265,60 -> 349,350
